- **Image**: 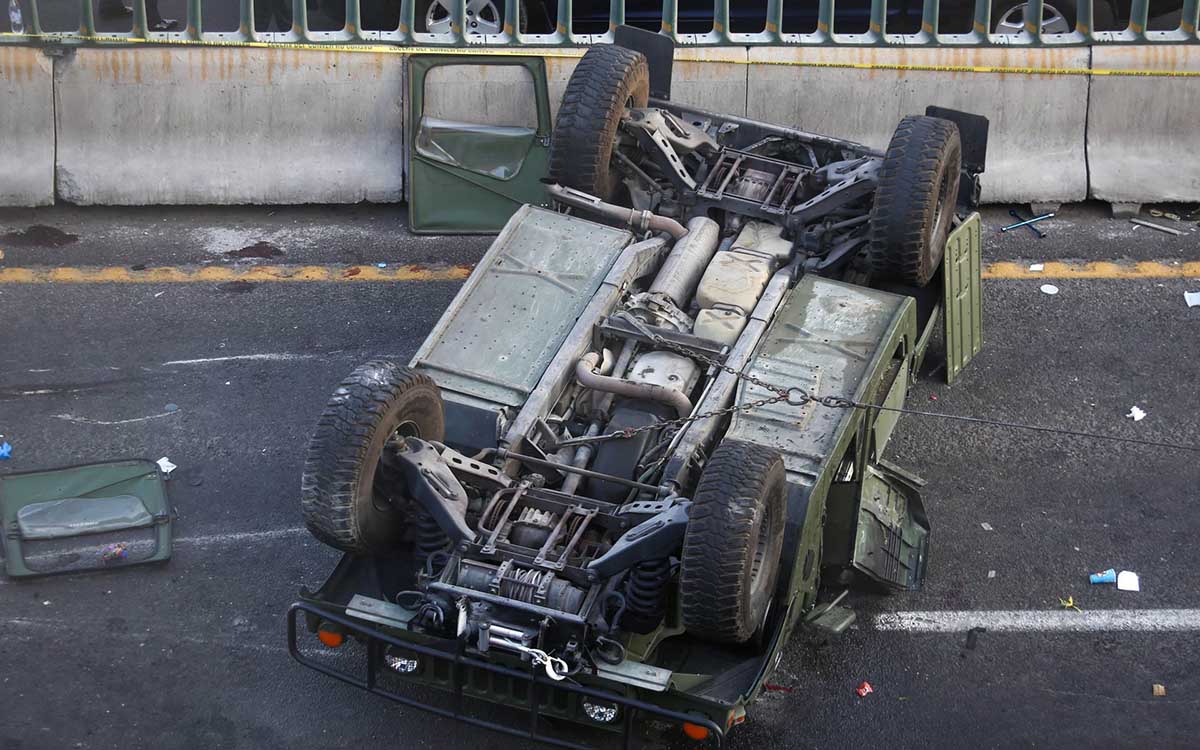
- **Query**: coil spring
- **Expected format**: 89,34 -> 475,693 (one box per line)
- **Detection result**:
497,567 -> 552,605
415,508 -> 449,569
623,558 -> 671,634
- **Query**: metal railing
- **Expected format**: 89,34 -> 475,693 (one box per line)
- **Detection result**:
2,0 -> 1197,47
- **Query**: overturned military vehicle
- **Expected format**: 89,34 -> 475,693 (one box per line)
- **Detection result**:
290,30 -> 986,748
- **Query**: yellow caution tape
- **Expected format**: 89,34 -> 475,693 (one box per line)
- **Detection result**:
2,31 -> 1199,77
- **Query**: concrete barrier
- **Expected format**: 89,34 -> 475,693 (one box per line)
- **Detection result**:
2,43 -> 1193,208
746,47 -> 1091,204
0,47 -> 55,207
54,47 -> 405,205
1088,46 -> 1200,204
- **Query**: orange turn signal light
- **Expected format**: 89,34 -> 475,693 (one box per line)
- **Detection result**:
317,628 -> 344,648
682,722 -> 710,741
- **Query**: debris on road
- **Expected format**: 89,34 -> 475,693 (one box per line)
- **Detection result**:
988,570 -> 996,578
1040,284 -> 1059,295
1130,218 -> 1184,236
965,627 -> 986,651
0,441 -> 11,459
1089,568 -> 1117,584
343,267 -> 361,278
980,522 -> 994,531
763,683 -> 794,693
1117,571 -> 1141,592
376,263 -> 387,268
156,457 -> 177,476
856,681 -> 874,698
1029,262 -> 1045,272
1000,212 -> 1054,234
101,542 -> 130,564
1127,406 -> 1147,422
1059,596 -> 1082,612
1185,291 -> 1200,308
1153,684 -> 1167,697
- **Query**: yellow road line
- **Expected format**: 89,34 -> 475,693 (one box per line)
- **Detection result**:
0,261 -> 1196,283
0,264 -> 473,283
984,261 -> 1200,279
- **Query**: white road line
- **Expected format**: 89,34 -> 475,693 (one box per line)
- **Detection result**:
52,410 -> 179,425
162,353 -> 318,366
4,616 -> 285,653
0,527 -> 309,582
175,527 -> 308,546
875,609 -> 1200,632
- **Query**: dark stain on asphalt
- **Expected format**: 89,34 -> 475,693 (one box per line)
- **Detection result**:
1,225 -> 79,247
226,241 -> 284,259
217,281 -> 256,294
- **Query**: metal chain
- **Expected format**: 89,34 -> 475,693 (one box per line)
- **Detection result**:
564,316 -> 1200,454
570,323 -> 856,447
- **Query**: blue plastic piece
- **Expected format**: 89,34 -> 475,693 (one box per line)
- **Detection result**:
1089,568 -> 1117,584
0,442 -> 11,459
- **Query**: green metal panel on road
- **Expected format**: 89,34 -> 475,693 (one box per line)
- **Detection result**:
0,459 -> 172,577
849,463 -> 929,591
943,212 -> 984,384
411,205 -> 632,406
407,55 -> 552,234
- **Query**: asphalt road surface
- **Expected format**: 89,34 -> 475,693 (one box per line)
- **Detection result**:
1,202 -> 1198,750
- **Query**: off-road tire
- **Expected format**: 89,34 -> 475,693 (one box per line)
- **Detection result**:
301,360 -> 445,555
867,115 -> 962,287
680,440 -> 788,644
548,44 -> 650,201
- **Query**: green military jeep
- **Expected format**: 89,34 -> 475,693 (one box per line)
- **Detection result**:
290,28 -> 985,748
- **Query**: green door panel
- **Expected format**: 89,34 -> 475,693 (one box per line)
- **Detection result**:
408,55 -> 553,235
415,118 -> 539,180
850,464 -> 929,591
0,459 -> 172,577
943,212 -> 983,383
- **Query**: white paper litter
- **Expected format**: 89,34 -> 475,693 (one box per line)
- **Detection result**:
1117,571 -> 1140,592
156,456 -> 177,476
981,522 -> 994,531
1127,406 -> 1146,422
1185,291 -> 1200,308
1040,284 -> 1059,295
988,570 -> 997,579
1029,263 -> 1045,272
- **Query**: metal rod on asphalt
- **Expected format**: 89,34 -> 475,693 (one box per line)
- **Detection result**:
1009,208 -> 1047,238
1000,212 -> 1055,233
1130,218 -> 1185,236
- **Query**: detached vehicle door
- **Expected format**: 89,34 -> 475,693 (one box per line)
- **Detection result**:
408,55 -> 553,233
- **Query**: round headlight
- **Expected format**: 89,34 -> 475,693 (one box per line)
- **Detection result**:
581,699 -> 619,724
384,651 -> 420,674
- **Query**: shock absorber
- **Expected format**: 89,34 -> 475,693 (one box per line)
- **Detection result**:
622,558 -> 672,634
415,508 -> 450,572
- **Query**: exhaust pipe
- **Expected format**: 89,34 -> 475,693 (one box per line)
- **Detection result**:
545,183 -> 688,240
575,352 -> 693,419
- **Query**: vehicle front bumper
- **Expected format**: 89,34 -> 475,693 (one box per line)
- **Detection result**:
287,601 -> 726,749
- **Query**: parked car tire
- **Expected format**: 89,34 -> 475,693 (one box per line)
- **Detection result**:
549,44 -> 650,202
301,360 -> 445,555
866,115 -> 962,288
679,440 -> 788,644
